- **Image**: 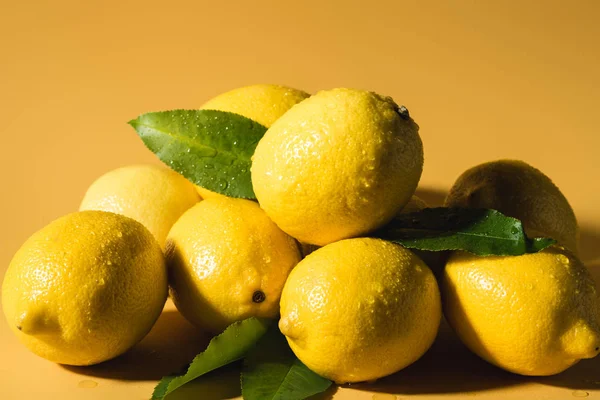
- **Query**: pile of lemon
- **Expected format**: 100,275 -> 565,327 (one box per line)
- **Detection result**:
2,85 -> 599,384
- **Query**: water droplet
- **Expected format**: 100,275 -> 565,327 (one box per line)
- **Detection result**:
217,179 -> 229,190
116,231 -> 123,238
572,391 -> 589,398
78,380 -> 98,389
204,164 -> 214,169
510,227 -> 519,234
106,261 -> 112,266
372,393 -> 396,400
233,141 -> 238,145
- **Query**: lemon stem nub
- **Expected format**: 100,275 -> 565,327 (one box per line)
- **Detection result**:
252,291 -> 266,303
397,105 -> 410,119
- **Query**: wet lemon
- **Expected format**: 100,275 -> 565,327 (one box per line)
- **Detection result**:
166,197 -> 301,334
443,246 -> 600,375
2,211 -> 167,365
280,238 -> 441,383
252,88 -> 423,246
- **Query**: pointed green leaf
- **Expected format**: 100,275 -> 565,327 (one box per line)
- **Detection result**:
152,318 -> 270,400
129,109 -> 267,199
242,326 -> 332,400
375,207 -> 555,256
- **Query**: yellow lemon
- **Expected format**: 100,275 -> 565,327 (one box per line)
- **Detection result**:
445,160 -> 578,253
80,164 -> 200,249
279,238 -> 441,383
251,88 -> 423,246
201,83 -> 310,128
197,84 -> 310,200
166,197 -> 301,334
443,246 -> 600,375
1,211 -> 167,366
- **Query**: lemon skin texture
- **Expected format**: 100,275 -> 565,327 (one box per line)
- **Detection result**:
196,84 -> 309,200
166,197 -> 302,334
1,211 -> 167,366
251,88 -> 424,246
445,159 -> 579,254
80,164 -> 200,250
279,238 -> 441,383
201,83 -> 310,128
443,246 -> 600,375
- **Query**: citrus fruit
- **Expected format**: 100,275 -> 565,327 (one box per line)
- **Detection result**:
442,246 -> 600,375
445,160 -> 578,253
80,164 -> 200,249
166,197 -> 301,334
279,238 -> 441,383
1,211 -> 167,366
252,88 -> 424,246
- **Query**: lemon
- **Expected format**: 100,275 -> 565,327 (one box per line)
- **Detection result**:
279,238 -> 441,383
1,211 -> 167,366
252,88 -> 423,246
445,160 -> 579,253
80,164 -> 200,249
166,197 -> 301,334
201,83 -> 310,128
442,246 -> 600,375
197,84 -> 310,200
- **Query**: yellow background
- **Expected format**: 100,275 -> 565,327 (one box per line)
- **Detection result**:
1,0 -> 599,399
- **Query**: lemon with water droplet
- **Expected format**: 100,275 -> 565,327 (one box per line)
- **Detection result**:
251,88 -> 423,246
166,197 -> 301,334
443,246 -> 600,375
279,238 -> 441,383
196,84 -> 309,200
1,211 -> 167,365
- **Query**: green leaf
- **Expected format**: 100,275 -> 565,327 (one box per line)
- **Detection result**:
152,317 -> 270,400
129,109 -> 267,199
242,326 -> 332,400
375,207 -> 556,256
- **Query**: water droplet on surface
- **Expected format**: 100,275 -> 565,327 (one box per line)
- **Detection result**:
204,163 -> 214,169
372,394 -> 397,400
116,231 -> 123,238
78,380 -> 98,389
572,391 -> 589,397
510,227 -> 519,234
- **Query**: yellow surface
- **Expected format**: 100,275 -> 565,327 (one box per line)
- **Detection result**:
1,1 -> 599,399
